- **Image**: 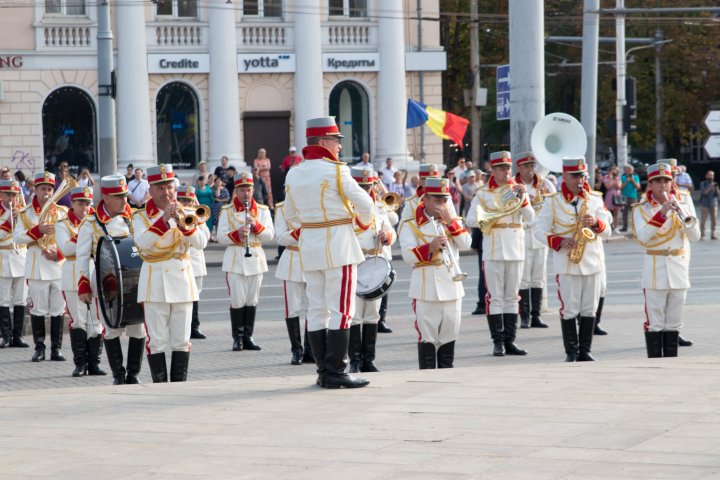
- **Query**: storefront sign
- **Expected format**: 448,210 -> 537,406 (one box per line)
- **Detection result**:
0,56 -> 23,69
148,54 -> 209,73
322,53 -> 379,72
237,54 -> 295,73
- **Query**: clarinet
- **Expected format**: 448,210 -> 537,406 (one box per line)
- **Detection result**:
244,200 -> 252,258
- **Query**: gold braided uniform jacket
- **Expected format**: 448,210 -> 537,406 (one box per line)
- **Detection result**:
516,173 -> 557,250
0,203 -> 26,277
133,199 -> 207,303
274,202 -> 304,283
632,191 -> 700,290
534,184 -> 612,275
218,197 -> 274,276
14,197 -> 67,280
398,202 -> 471,301
355,192 -> 397,259
55,210 -> 86,292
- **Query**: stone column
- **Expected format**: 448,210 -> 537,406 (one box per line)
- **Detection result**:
116,0 -> 154,170
293,0 -> 324,149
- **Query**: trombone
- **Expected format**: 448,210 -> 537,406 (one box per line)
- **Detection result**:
429,215 -> 467,282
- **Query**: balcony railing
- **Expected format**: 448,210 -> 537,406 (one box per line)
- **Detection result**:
147,22 -> 208,48
238,23 -> 293,50
323,21 -> 377,50
36,20 -> 96,49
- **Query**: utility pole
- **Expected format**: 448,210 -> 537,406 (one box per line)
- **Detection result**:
470,0 -> 481,167
580,0 -> 599,183
416,0 -> 425,162
96,0 -> 116,176
615,0 -> 628,167
655,27 -> 665,160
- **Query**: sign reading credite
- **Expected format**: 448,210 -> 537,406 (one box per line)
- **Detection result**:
147,54 -> 209,73
322,53 -> 380,72
237,54 -> 295,73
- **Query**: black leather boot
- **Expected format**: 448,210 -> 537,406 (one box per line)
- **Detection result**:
530,288 -> 548,328
561,319 -> 578,362
301,324 -> 314,363
30,315 -> 46,362
644,331 -> 663,358
285,317 -> 303,365
103,337 -> 126,385
86,335 -> 107,376
69,329 -> 87,377
577,316 -> 596,361
324,329 -> 369,389
417,342 -> 436,369
190,301 -> 206,339
11,306 -> 29,348
662,331 -> 679,358
125,337 -> 145,384
0,307 -> 11,348
147,352 -> 168,383
593,297 -> 608,335
170,351 -> 190,382
518,289 -> 530,329
503,314 -> 527,355
360,323 -> 380,372
678,335 -> 693,347
487,314 -> 505,356
242,306 -> 261,350
437,341 -> 455,368
348,324 -> 362,373
307,329 -> 327,387
49,316 -> 66,361
377,295 -> 392,333
230,307 -> 243,351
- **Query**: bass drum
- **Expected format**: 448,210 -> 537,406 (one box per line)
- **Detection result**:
96,236 -> 144,329
356,256 -> 395,301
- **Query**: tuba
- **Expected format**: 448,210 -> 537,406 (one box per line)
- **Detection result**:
567,198 -> 596,264
38,176 -> 78,250
530,113 -> 588,174
475,184 -> 524,235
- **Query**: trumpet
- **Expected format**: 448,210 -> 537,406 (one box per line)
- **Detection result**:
658,191 -> 697,228
429,215 -> 467,282
174,204 -> 211,230
382,192 -> 403,211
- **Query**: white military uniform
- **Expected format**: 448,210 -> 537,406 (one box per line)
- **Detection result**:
284,146 -> 373,331
218,197 -> 274,308
517,173 -> 555,290
399,204 -> 471,346
534,184 -> 612,318
14,197 -> 67,317
0,202 -> 27,308
633,191 -> 700,331
466,177 -> 534,314
274,202 -> 307,319
133,199 -> 207,353
189,221 -> 210,293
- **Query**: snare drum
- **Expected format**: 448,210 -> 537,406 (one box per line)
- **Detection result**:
356,256 -> 395,301
96,236 -> 144,329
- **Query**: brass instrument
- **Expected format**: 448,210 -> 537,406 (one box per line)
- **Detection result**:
382,192 -> 403,211
475,184 -> 524,235
530,187 -> 544,214
429,215 -> 467,282
567,198 -> 596,264
38,176 -> 78,250
174,204 -> 211,230
658,191 -> 697,228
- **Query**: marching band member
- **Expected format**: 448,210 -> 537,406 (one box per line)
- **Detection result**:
515,151 -> 554,329
0,180 -> 28,349
632,163 -> 700,357
56,186 -> 106,377
14,171 -> 67,363
534,157 -> 611,362
218,169 -> 274,352
467,151 -> 534,357
377,188 -> 401,334
399,177 -> 470,369
284,116 -> 374,389
77,175 -> 143,385
400,163 -> 440,222
176,185 -> 210,340
274,198 -> 312,365
348,167 -> 396,373
133,164 -> 208,382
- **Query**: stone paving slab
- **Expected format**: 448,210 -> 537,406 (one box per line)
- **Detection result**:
2,357 -> 720,480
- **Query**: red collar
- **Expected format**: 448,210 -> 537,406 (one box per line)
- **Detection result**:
561,182 -> 587,203
515,173 -> 539,188
233,196 -> 258,216
416,185 -> 425,198
415,202 -> 429,226
68,209 -> 83,227
301,145 -> 341,163
96,201 -> 132,223
647,191 -> 660,207
369,189 -> 376,202
31,196 -> 42,214
145,199 -> 161,217
488,176 -> 515,190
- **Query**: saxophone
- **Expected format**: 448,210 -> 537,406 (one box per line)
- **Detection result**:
567,198 -> 596,264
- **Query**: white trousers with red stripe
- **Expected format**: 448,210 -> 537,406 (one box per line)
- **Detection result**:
520,247 -> 547,289
483,260 -> 523,315
63,291 -> 103,337
104,323 -> 144,340
305,264 -> 356,331
283,280 -> 307,319
351,296 -> 381,326
28,279 -> 65,316
143,302 -> 192,354
413,298 -> 462,347
227,273 -> 262,308
0,276 -> 26,307
556,273 -> 601,319
643,288 -> 686,332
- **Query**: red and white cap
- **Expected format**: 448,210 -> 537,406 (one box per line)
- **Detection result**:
647,163 -> 673,181
350,166 -> 376,185
70,186 -> 93,202
562,157 -> 588,174
418,163 -> 440,178
34,171 -> 56,187
306,116 -> 344,139
0,180 -> 21,194
515,151 -> 536,166
100,175 -> 129,196
147,164 -> 175,184
424,177 -> 451,197
177,185 -> 196,199
659,158 -> 678,175
234,168 -> 254,187
489,151 -> 512,167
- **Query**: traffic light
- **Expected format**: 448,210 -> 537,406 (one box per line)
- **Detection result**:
623,77 -> 637,134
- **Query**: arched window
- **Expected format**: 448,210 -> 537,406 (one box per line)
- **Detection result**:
329,81 -> 369,164
156,82 -> 201,169
42,86 -> 96,175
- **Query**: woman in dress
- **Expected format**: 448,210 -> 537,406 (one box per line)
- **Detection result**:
195,175 -> 215,238
253,148 -> 273,207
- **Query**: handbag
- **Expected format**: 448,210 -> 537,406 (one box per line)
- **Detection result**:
612,192 -> 625,206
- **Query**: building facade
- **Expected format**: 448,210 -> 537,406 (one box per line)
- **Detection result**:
0,0 -> 445,198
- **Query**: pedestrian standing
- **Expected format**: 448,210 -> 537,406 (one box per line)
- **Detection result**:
699,170 -> 719,240
620,165 -> 641,232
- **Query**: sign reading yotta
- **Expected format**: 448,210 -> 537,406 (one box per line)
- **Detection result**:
237,54 -> 295,73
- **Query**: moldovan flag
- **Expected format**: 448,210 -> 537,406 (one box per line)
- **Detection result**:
406,98 -> 470,147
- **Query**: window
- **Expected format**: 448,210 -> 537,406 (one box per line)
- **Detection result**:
329,0 -> 367,18
156,82 -> 201,169
45,0 -> 86,16
157,0 -> 197,18
243,0 -> 282,17
329,81 -> 370,164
